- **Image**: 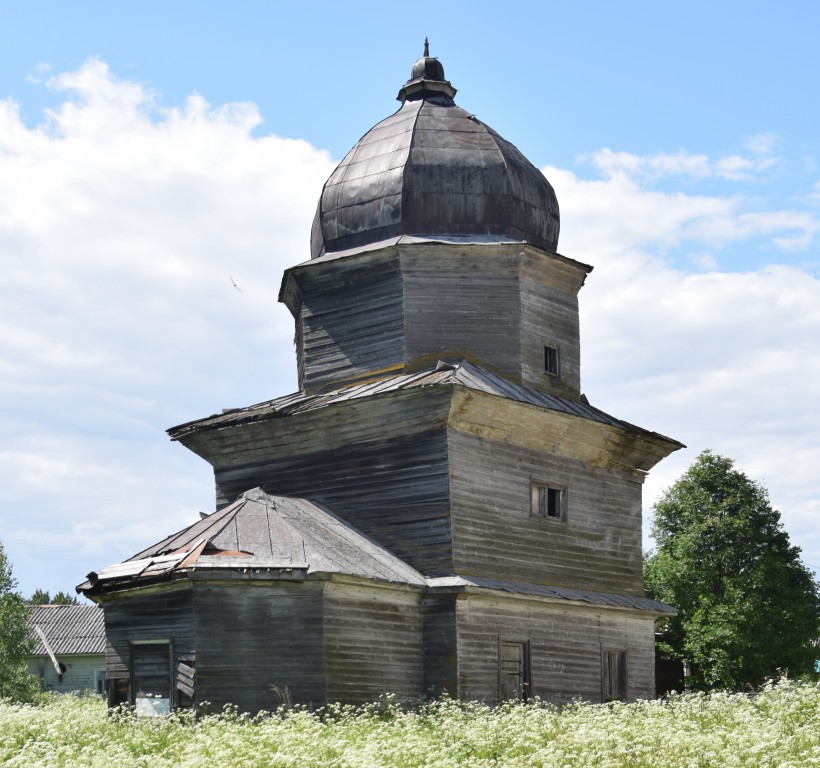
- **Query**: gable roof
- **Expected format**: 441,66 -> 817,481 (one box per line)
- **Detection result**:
167,360 -> 683,451
27,605 -> 105,656
78,489 -> 426,594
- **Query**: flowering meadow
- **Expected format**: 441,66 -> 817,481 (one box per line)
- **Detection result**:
2,680 -> 819,768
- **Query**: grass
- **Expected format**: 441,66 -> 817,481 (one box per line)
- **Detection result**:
1,679 -> 819,767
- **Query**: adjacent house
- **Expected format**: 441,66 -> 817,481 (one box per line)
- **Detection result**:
78,44 -> 682,713
27,604 -> 106,694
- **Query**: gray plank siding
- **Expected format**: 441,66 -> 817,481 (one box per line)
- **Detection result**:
520,276 -> 582,396
324,582 -> 423,704
421,592 -> 459,697
213,430 -> 454,576
193,582 -> 326,711
103,585 -> 196,685
299,257 -> 405,392
448,430 -> 645,595
456,593 -> 656,704
402,250 -> 522,378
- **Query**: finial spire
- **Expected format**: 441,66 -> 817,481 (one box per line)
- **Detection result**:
423,37 -> 429,57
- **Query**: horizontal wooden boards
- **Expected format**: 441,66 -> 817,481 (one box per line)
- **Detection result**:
448,430 -> 645,595
193,582 -> 326,711
213,430 -> 453,577
455,592 -> 656,703
324,582 -> 422,704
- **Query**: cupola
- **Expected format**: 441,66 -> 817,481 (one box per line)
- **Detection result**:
310,42 -> 560,260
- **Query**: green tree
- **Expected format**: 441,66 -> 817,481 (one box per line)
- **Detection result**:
27,589 -> 79,605
645,451 -> 820,690
0,542 -> 39,701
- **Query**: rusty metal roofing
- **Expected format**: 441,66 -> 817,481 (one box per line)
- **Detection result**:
310,47 -> 559,260
426,576 -> 677,616
167,360 -> 683,450
27,605 -> 105,656
78,489 -> 427,594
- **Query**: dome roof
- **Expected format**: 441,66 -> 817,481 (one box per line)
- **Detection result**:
310,45 -> 560,260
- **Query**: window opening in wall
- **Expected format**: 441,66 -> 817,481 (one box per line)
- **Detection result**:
602,648 -> 627,702
531,482 -> 566,520
130,640 -> 172,716
544,344 -> 560,376
499,639 -> 531,701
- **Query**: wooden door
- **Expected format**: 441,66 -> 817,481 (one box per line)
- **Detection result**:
500,641 -> 529,700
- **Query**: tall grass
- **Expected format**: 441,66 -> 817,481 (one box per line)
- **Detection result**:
1,679 -> 819,767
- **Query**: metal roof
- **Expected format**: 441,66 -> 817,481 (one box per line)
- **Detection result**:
27,605 -> 105,656
426,576 -> 677,616
310,47 -> 559,259
78,489 -> 427,594
167,360 -> 683,450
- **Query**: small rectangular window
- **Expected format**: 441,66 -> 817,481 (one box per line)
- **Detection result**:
531,482 -> 566,520
602,648 -> 627,702
544,344 -> 560,376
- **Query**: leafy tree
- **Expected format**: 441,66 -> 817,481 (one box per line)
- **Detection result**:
0,542 -> 39,701
27,589 -> 79,605
645,451 -> 820,691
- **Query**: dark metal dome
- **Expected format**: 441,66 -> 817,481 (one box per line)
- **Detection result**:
310,44 -> 560,259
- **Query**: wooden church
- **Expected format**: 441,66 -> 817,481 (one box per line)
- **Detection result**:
79,44 -> 682,713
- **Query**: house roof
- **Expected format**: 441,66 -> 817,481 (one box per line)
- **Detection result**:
78,488 -> 427,594
167,360 -> 683,451
27,605 -> 105,656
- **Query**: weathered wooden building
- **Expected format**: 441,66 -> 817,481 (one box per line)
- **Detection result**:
79,45 -> 682,712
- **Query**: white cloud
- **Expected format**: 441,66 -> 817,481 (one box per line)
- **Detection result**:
585,136 -> 780,183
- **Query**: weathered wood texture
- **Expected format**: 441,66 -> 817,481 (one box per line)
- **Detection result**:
324,582 -> 423,704
102,585 -> 196,686
213,430 -> 453,577
193,581 -> 326,711
519,275 -> 581,396
421,592 -> 459,697
282,243 -> 591,399
448,430 -> 645,595
298,255 -> 405,393
455,593 -> 656,703
401,250 -> 522,378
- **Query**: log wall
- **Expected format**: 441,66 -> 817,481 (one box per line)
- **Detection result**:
455,592 -> 656,703
448,430 -> 645,595
401,250 -> 522,378
193,580 -> 326,711
298,255 -> 405,392
323,581 -> 423,704
213,429 -> 453,576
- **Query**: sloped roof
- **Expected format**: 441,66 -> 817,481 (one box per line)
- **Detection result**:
427,576 -> 677,616
27,605 -> 105,656
167,360 -> 683,450
78,489 -> 426,594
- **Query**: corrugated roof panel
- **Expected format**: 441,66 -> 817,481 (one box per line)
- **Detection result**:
27,605 -> 106,656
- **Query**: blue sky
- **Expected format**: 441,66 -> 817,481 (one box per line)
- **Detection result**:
1,1 -> 819,597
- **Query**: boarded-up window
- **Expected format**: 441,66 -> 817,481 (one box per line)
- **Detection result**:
602,648 -> 627,702
131,641 -> 171,715
499,640 -> 531,701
